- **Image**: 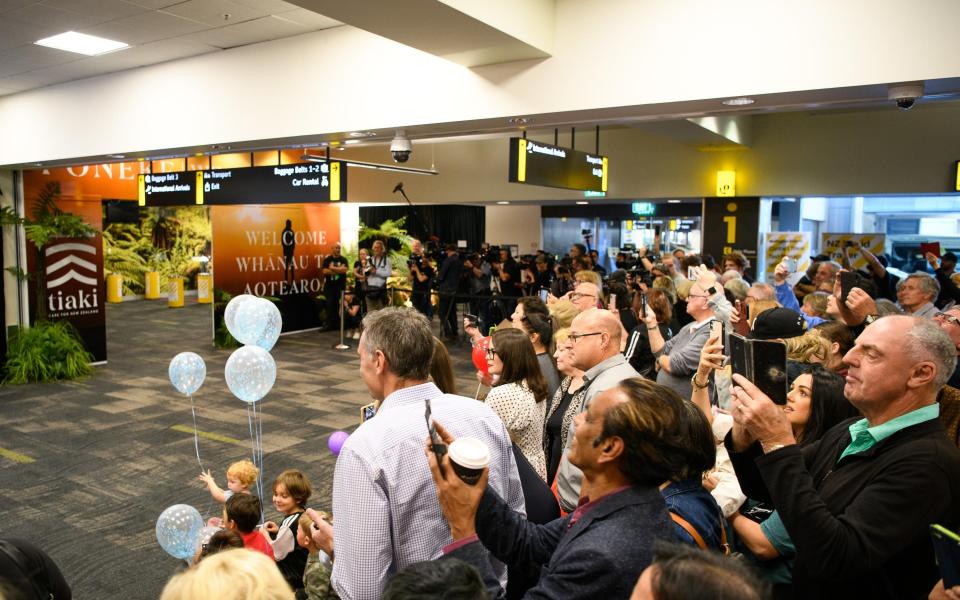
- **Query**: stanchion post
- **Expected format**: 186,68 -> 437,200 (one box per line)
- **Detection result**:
334,289 -> 350,350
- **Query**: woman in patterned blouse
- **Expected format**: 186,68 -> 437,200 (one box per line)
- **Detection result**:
485,328 -> 550,480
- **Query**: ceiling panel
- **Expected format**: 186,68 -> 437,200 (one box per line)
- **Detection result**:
39,0 -> 150,21
110,9 -> 209,40
124,0 -> 187,8
181,15 -> 311,49
0,17 -> 50,52
275,7 -> 340,29
161,0 -> 268,28
7,2 -> 102,29
0,44 -> 77,78
230,0 -> 301,12
0,0 -> 39,11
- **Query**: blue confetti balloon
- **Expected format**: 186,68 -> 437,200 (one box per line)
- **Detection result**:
252,299 -> 282,351
224,345 -> 276,403
156,504 -> 203,561
224,294 -> 258,343
231,297 -> 274,346
168,352 -> 206,396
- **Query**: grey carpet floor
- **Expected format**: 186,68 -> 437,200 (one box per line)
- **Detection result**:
0,300 -> 481,599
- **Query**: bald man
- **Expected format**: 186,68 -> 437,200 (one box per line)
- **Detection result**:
555,308 -> 640,512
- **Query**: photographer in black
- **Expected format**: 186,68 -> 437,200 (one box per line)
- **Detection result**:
408,238 -> 434,319
436,244 -> 463,341
464,252 -> 493,335
533,255 -> 555,292
497,246 -> 523,316
321,243 -> 350,332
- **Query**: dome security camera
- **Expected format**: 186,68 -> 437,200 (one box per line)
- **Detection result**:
887,82 -> 924,111
390,130 -> 411,163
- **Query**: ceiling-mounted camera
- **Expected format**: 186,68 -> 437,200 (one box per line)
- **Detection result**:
390,130 -> 411,163
887,82 -> 924,111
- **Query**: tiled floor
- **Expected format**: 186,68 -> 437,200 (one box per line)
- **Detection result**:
0,299 -> 480,599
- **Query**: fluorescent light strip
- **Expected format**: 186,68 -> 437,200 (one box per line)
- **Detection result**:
35,31 -> 128,56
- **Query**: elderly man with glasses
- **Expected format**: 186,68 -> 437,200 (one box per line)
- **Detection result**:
554,308 -> 639,512
644,280 -> 718,400
568,281 -> 601,313
935,308 -> 960,389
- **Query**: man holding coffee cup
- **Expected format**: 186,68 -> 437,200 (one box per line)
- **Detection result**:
318,307 -> 523,600
428,378 -> 686,599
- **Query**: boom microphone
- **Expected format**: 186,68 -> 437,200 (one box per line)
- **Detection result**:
393,182 -> 404,194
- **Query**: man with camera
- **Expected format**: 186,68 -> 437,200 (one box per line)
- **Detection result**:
726,315 -> 960,599
408,239 -> 434,319
436,244 -> 463,341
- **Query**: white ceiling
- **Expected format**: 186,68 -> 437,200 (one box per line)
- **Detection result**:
0,0 -> 341,96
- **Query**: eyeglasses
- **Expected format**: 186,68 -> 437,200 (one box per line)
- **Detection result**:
485,347 -> 500,357
936,312 -> 960,327
687,292 -> 711,299
570,293 -> 596,301
569,331 -> 603,343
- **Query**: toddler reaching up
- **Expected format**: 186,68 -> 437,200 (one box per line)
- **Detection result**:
199,459 -> 258,503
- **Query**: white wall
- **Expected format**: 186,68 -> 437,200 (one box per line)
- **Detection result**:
3,0 -> 960,165
484,205 -> 542,252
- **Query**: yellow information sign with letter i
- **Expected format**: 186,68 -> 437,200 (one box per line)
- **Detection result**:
517,139 -> 527,182
330,162 -> 341,201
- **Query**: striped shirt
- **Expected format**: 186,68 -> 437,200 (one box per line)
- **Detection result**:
331,382 -> 525,600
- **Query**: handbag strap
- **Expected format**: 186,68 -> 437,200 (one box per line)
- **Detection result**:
669,512 -> 731,556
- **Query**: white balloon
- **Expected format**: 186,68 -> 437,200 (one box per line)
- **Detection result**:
252,299 -> 282,351
168,352 -> 206,396
231,297 -> 274,346
224,294 -> 257,341
224,345 -> 276,403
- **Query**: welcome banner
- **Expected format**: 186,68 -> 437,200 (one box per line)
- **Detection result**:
211,204 -> 340,333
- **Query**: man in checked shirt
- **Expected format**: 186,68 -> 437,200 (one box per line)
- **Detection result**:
308,307 -> 524,600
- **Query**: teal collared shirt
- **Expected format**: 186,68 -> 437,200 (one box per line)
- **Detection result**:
837,403 -> 940,462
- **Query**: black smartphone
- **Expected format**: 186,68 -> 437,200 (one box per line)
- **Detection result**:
360,402 -> 376,423
425,399 -> 446,471
728,333 -> 788,405
640,293 -> 648,318
839,271 -> 857,303
538,287 -> 549,303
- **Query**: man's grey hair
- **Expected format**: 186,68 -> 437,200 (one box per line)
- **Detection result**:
899,272 -> 940,301
821,261 -> 842,274
901,316 -> 957,389
724,278 -> 749,302
361,307 -> 434,380
875,298 -> 903,317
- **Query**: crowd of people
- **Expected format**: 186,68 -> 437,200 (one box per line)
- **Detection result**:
5,239 -> 960,600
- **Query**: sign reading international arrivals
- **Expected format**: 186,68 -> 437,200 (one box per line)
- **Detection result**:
508,138 -> 608,192
138,163 -> 345,207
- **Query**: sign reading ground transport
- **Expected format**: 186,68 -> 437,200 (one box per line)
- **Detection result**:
508,138 -> 608,192
139,162 -> 345,207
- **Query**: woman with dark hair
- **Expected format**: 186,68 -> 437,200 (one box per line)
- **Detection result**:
813,320 -> 855,376
512,296 -> 561,398
485,328 -> 550,480
624,289 -> 673,378
728,362 -> 859,586
430,337 -> 456,395
607,282 -> 638,332
660,401 -> 726,551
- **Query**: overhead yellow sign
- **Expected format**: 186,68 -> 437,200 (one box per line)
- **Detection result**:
716,171 -> 736,197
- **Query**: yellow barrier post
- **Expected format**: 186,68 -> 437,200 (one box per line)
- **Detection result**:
196,274 -> 213,304
168,277 -> 184,308
106,274 -> 123,303
144,271 -> 161,299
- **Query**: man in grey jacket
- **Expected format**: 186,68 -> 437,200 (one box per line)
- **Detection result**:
555,308 -> 639,512
644,280 -> 717,400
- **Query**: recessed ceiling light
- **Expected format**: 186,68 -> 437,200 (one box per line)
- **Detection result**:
496,201 -> 510,205
348,131 -> 376,137
106,154 -> 125,159
668,199 -> 681,203
344,139 -> 361,145
722,97 -> 754,106
35,31 -> 128,56
576,201 -> 589,205
508,117 -> 530,125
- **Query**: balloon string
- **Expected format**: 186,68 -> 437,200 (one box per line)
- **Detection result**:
189,394 -> 204,471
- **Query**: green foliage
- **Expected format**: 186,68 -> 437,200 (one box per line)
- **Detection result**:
103,223 -> 150,295
4,321 -> 93,384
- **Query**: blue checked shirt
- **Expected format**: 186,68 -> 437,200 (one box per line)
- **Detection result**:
331,382 -> 525,600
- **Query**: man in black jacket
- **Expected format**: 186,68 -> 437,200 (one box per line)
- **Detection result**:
436,244 -> 462,341
726,315 -> 960,599
427,378 -> 685,599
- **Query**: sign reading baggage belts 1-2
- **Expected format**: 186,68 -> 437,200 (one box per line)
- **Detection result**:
508,138 -> 608,192
138,162 -> 345,207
